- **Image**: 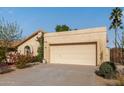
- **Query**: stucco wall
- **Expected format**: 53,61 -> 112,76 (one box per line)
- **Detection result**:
17,32 -> 42,56
44,27 -> 110,65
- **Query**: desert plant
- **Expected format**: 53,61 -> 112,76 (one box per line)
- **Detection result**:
96,61 -> 117,79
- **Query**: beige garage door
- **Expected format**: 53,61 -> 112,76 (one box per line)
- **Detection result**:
50,43 -> 96,66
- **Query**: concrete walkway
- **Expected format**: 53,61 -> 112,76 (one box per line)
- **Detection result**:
0,63 -> 97,86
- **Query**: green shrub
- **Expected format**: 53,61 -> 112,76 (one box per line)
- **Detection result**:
37,47 -> 43,62
15,55 -> 32,69
37,32 -> 44,62
96,61 -> 117,79
31,56 -> 40,62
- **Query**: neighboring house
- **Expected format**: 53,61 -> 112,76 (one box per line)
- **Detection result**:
16,30 -> 44,56
44,27 -> 110,66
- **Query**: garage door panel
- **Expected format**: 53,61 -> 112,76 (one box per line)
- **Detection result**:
50,44 -> 96,65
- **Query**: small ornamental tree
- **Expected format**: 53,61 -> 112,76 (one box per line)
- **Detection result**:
0,18 -> 22,63
37,32 -> 44,62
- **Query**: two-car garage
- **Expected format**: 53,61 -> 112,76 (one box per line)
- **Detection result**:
50,43 -> 97,65
44,27 -> 110,66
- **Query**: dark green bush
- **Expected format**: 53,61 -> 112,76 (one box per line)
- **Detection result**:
96,61 -> 117,79
37,47 -> 43,62
15,55 -> 32,69
37,33 -> 44,62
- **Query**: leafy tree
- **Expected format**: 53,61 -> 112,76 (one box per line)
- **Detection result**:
0,18 -> 22,63
55,25 -> 71,32
109,7 -> 123,48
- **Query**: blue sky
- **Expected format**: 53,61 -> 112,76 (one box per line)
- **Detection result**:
0,7 -> 123,48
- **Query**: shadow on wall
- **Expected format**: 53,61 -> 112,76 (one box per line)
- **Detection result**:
100,45 -> 104,64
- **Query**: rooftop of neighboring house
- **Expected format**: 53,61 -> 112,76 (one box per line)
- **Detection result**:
0,40 -> 22,48
0,29 -> 45,49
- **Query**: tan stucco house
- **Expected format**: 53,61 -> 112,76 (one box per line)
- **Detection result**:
16,27 -> 110,66
16,30 -> 44,56
44,27 -> 110,66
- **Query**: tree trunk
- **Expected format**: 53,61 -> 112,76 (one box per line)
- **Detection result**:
115,29 -> 117,63
115,29 -> 117,48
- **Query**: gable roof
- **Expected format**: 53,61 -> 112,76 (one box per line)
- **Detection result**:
11,40 -> 22,48
16,29 -> 45,47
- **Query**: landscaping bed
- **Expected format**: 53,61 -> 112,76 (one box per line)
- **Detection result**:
95,62 -> 124,85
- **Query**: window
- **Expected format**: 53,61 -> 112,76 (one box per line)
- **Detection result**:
24,46 -> 31,55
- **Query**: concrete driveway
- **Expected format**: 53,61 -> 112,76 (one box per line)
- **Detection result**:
0,63 -> 97,86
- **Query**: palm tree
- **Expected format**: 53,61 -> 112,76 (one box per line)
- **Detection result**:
109,7 -> 123,48
109,7 -> 123,63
